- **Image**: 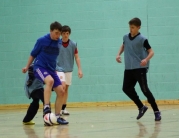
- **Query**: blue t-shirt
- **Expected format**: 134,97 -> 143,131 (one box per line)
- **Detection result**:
31,34 -> 61,71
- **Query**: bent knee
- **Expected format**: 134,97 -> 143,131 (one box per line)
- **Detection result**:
54,86 -> 64,95
56,92 -> 65,98
45,78 -> 54,86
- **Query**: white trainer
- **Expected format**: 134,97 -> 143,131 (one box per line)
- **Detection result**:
62,109 -> 70,115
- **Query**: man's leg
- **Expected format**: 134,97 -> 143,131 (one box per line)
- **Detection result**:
122,70 -> 143,109
135,68 -> 161,121
43,75 -> 54,106
63,84 -> 69,104
63,85 -> 69,105
122,70 -> 148,120
62,72 -> 72,115
62,85 -> 69,114
52,72 -> 68,125
135,69 -> 159,111
38,88 -> 44,104
34,68 -> 54,115
36,88 -> 45,117
56,72 -> 67,114
53,85 -> 64,116
23,91 -> 40,124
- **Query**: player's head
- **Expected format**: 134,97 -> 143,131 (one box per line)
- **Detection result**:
61,25 -> 71,41
128,18 -> 141,35
50,21 -> 62,40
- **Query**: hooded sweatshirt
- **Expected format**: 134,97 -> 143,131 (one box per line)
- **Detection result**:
30,34 -> 61,71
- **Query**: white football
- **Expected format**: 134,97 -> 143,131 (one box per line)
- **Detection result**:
44,113 -> 57,126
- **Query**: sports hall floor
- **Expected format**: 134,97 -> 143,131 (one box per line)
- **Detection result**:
0,105 -> 178,138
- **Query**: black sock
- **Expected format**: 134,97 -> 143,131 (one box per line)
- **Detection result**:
62,104 -> 66,110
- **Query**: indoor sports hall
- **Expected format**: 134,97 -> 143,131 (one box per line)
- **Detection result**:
0,0 -> 179,138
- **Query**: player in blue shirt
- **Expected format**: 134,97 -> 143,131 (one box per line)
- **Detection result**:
22,22 -> 68,125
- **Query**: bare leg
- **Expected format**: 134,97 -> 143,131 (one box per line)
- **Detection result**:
63,85 -> 69,104
44,75 -> 54,105
54,85 -> 69,125
62,81 -> 66,91
53,85 -> 64,115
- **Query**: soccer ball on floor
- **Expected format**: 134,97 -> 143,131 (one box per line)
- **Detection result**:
44,113 -> 57,126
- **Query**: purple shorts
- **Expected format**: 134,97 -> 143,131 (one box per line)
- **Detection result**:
34,68 -> 61,88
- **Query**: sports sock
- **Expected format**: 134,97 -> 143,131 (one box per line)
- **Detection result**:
44,104 -> 50,109
62,104 -> 66,110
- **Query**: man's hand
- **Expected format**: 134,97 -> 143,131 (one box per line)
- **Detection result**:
116,55 -> 122,63
78,69 -> 83,78
140,59 -> 148,66
22,56 -> 35,73
141,49 -> 154,66
22,67 -> 28,73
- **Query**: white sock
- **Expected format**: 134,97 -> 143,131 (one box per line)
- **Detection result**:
44,104 -> 50,109
56,114 -> 60,118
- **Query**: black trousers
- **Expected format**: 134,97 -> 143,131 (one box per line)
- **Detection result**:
23,88 -> 44,122
122,68 -> 159,112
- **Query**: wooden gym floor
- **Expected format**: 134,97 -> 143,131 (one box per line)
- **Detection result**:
0,105 -> 179,138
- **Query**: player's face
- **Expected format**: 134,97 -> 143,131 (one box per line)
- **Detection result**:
50,29 -> 61,40
129,25 -> 140,36
62,32 -> 70,40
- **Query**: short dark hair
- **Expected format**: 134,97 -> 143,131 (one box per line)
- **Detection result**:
129,18 -> 141,26
50,21 -> 62,31
61,25 -> 71,34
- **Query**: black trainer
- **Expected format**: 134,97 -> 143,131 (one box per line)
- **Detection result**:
154,111 -> 161,121
137,106 -> 148,120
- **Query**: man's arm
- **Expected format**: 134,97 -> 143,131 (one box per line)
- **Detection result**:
140,48 -> 154,66
22,56 -> 34,73
116,44 -> 124,63
22,40 -> 41,73
146,48 -> 154,61
140,39 -> 154,66
74,53 -> 83,78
